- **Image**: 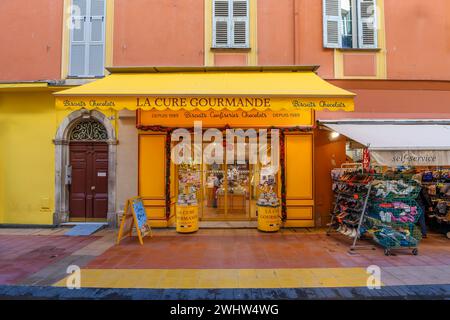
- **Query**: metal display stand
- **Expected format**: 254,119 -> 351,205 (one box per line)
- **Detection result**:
327,164 -> 375,252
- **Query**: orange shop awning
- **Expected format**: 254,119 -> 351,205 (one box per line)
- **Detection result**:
54,66 -> 355,112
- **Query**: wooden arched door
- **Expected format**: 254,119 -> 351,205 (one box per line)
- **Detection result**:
68,119 -> 109,221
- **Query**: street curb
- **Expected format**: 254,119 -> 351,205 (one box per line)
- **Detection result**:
0,284 -> 449,300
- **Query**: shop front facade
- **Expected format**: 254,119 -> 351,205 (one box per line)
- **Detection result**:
1,1 -> 449,228
54,66 -> 354,228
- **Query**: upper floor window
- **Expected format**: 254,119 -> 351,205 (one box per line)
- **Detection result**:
69,0 -> 106,77
213,0 -> 249,48
323,0 -> 378,49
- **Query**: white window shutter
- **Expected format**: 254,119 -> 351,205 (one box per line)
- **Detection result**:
69,0 -> 88,76
357,0 -> 377,48
69,0 -> 105,77
88,0 -> 106,76
231,0 -> 249,47
323,0 -> 342,48
213,0 -> 230,47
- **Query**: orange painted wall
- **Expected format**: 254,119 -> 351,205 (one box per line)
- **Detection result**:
257,0 -> 295,65
314,128 -> 347,227
316,80 -> 450,120
385,0 -> 450,80
113,0 -> 204,66
0,0 -> 63,81
257,0 -> 334,78
295,0 -> 334,79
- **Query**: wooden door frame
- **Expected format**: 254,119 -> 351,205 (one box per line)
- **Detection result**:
54,109 -> 117,226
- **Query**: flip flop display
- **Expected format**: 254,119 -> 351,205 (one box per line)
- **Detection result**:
330,168 -> 424,256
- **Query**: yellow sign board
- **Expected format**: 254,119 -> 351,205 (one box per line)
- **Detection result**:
138,108 -> 315,127
117,197 -> 152,245
55,96 -> 354,112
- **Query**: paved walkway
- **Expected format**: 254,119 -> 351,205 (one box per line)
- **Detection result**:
0,227 -> 449,299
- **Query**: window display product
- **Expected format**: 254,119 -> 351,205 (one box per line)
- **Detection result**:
177,165 -> 200,206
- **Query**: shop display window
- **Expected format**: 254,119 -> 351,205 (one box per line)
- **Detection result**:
173,134 -> 280,220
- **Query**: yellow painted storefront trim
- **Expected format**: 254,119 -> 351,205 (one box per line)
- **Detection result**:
54,268 -> 377,289
105,0 -> 115,72
61,0 -> 71,79
0,83 -> 49,90
61,0 -> 114,79
248,0 -> 258,66
334,0 -> 387,79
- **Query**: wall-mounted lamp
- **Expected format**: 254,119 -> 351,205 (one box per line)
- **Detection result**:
330,131 -> 340,140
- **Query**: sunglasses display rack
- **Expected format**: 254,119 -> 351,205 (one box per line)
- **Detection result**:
364,175 -> 423,256
327,164 -> 375,252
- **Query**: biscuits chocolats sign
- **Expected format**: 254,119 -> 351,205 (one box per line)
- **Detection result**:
58,96 -> 353,111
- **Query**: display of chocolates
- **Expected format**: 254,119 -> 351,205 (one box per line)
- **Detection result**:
257,181 -> 280,207
177,192 -> 198,206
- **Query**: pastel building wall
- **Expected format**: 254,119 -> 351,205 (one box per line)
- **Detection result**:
0,0 -> 448,81
0,0 -> 64,81
0,0 -> 449,225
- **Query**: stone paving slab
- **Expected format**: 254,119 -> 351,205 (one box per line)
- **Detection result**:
19,255 -> 97,286
0,234 -> 98,285
1,228 -> 449,296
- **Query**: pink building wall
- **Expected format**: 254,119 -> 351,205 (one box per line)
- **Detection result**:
317,80 -> 450,120
0,1 -> 448,83
385,0 -> 450,81
113,0 -> 204,67
257,0 -> 334,78
257,0 -> 295,65
295,0 -> 335,79
0,0 -> 63,81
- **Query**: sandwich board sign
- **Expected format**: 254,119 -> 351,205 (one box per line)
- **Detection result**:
117,197 -> 152,245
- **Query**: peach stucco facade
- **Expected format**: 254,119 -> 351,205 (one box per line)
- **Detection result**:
113,0 -> 204,66
0,0 -> 448,118
0,1 -> 448,227
384,0 -> 450,81
0,0 -> 63,81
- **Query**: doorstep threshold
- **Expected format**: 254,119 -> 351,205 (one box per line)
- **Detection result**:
61,222 -> 108,226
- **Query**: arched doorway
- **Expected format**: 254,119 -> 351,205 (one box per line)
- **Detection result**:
54,110 -> 117,226
68,119 -> 109,221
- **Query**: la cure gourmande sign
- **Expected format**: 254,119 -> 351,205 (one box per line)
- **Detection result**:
60,96 -> 353,111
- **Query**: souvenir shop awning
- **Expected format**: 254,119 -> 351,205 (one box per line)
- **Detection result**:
54,66 -> 355,112
322,120 -> 450,166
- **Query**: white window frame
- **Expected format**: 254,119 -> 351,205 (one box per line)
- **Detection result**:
212,0 -> 250,49
323,0 -> 378,49
69,0 -> 106,78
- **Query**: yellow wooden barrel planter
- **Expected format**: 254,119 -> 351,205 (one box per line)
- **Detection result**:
257,205 -> 281,232
176,205 -> 199,233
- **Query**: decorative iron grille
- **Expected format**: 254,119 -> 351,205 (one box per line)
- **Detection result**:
69,119 -> 108,141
